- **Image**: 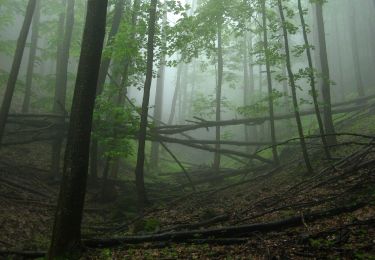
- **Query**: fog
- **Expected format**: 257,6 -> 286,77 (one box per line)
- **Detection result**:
0,0 -> 375,258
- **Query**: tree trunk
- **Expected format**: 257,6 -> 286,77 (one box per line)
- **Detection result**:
168,63 -> 183,125
47,0 -> 108,258
315,2 -> 337,146
277,0 -> 313,174
349,13 -> 365,97
243,34 -> 250,153
261,0 -> 279,165
0,0 -> 37,145
134,0 -> 158,208
50,0 -> 75,179
150,5 -> 167,169
21,0 -> 40,113
298,0 -> 331,159
90,0 -> 126,179
333,13 -> 345,101
213,21 -> 223,171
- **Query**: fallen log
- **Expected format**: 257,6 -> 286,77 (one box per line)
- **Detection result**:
154,103 -> 375,135
158,214 -> 229,233
83,202 -> 366,247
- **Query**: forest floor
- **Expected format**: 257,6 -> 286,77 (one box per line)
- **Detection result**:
1,112 -> 375,259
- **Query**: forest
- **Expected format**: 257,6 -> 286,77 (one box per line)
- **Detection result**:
0,0 -> 375,258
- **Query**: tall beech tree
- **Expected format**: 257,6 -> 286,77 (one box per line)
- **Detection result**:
314,0 -> 337,146
134,0 -> 158,207
297,0 -> 331,159
277,0 -> 312,173
48,0 -> 108,257
51,0 -> 75,179
0,0 -> 37,145
22,0 -> 41,113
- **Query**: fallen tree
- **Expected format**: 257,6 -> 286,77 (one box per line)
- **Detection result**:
154,103 -> 375,135
83,202 -> 366,247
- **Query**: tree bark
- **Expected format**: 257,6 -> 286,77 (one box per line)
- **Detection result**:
315,2 -> 337,146
0,0 -> 37,145
277,0 -> 313,173
21,0 -> 40,113
297,0 -> 331,159
47,0 -> 108,258
134,0 -> 158,208
50,0 -> 75,179
261,0 -> 279,165
213,20 -> 223,171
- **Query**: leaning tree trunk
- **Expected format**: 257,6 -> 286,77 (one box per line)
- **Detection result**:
213,20 -> 223,171
47,0 -> 108,258
150,5 -> 167,169
50,0 -> 75,179
297,0 -> 331,159
277,0 -> 313,174
22,0 -> 40,113
90,0 -> 127,179
261,0 -> 279,165
315,1 -> 337,146
0,0 -> 37,145
134,0 -> 158,209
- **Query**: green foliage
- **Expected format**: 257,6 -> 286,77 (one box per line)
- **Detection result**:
93,91 -> 139,160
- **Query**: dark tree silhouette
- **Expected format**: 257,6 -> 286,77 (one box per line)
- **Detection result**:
314,1 -> 337,146
51,0 -> 75,179
0,0 -> 37,145
297,0 -> 331,159
277,0 -> 312,173
134,0 -> 158,208
22,0 -> 40,113
48,0 -> 108,258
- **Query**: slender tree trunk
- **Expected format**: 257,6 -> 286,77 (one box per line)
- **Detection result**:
349,14 -> 365,97
333,13 -> 345,101
277,0 -> 313,174
298,0 -> 331,159
0,0 -> 37,145
213,21 -> 223,171
247,32 -> 258,151
180,65 -> 189,123
22,0 -> 40,113
243,34 -> 250,152
90,0 -> 126,179
315,1 -> 337,146
51,0 -> 75,179
47,0 -> 108,258
134,0 -> 158,208
261,0 -> 279,165
150,6 -> 167,169
168,63 -> 183,125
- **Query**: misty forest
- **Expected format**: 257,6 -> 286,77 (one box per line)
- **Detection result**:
1,0 -> 375,258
